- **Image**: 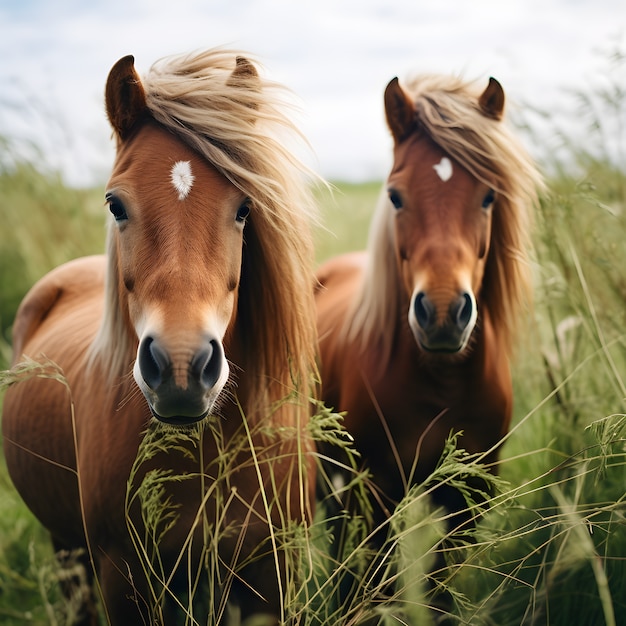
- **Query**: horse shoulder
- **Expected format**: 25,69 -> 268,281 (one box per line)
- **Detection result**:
4,255 -> 108,467
3,256 -> 109,542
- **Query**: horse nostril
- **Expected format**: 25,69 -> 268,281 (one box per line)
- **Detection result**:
414,292 -> 434,329
190,340 -> 223,390
139,336 -> 169,390
455,292 -> 474,329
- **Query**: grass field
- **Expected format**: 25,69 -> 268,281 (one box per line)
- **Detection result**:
1,51 -> 625,624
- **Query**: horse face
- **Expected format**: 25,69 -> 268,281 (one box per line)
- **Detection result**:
383,75 -> 506,355
386,135 -> 494,354
106,123 -> 249,424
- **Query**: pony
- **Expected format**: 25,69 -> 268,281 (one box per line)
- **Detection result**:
2,50 -> 319,625
316,74 -> 542,538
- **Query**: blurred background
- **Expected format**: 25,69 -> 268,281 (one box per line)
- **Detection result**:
1,0 -> 623,186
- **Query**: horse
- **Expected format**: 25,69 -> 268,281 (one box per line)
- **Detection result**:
316,74 -> 542,548
2,50 -> 319,625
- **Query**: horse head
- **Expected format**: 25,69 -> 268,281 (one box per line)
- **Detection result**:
103,55 -> 259,425
383,76 -> 506,354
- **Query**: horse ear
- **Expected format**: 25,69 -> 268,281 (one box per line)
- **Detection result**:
231,56 -> 259,81
227,56 -> 260,110
384,77 -> 416,143
105,55 -> 147,140
479,77 -> 505,120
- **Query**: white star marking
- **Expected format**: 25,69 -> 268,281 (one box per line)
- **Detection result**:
433,157 -> 453,182
171,160 -> 194,200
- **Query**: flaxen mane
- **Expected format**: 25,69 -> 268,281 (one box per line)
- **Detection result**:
91,49 -> 320,419
349,73 -> 543,362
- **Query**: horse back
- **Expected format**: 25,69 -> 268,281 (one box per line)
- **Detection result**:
10,255 -> 106,362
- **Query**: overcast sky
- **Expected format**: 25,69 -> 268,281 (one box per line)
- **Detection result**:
0,0 -> 624,186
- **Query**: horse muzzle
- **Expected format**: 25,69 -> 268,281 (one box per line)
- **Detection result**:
134,334 -> 229,426
409,290 -> 477,353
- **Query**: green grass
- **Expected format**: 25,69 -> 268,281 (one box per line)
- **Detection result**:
1,48 -> 625,624
313,180 -> 381,263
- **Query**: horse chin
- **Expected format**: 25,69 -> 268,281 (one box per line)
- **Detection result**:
411,326 -> 472,356
137,378 -> 223,428
149,407 -> 211,428
419,342 -> 466,356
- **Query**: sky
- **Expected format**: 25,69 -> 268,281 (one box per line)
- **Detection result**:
0,0 -> 624,187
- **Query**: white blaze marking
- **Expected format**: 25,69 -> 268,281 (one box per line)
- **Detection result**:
171,160 -> 194,200
433,157 -> 453,182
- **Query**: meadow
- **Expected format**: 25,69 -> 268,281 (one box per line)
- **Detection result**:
1,50 -> 625,624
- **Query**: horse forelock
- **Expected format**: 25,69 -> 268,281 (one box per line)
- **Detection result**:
91,49 -> 320,419
349,74 -> 543,362
140,49 -> 319,224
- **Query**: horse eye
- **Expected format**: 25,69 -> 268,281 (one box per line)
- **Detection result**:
236,200 -> 251,224
106,194 -> 128,222
388,189 -> 403,210
482,189 -> 495,209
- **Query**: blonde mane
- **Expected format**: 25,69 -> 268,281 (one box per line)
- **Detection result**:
349,73 -> 543,362
91,49 -> 320,420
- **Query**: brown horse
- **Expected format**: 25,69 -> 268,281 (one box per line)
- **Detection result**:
3,50 -> 319,625
316,74 -> 542,532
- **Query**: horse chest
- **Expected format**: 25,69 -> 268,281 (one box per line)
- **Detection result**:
340,341 -> 508,485
351,349 -> 475,423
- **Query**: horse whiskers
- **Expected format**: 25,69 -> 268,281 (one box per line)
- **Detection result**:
116,376 -> 144,413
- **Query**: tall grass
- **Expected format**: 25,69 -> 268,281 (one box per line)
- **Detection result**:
448,45 -> 626,625
1,46 -> 625,624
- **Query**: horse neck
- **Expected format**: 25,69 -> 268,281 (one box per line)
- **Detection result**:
220,321 -> 282,430
347,193 -> 405,366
